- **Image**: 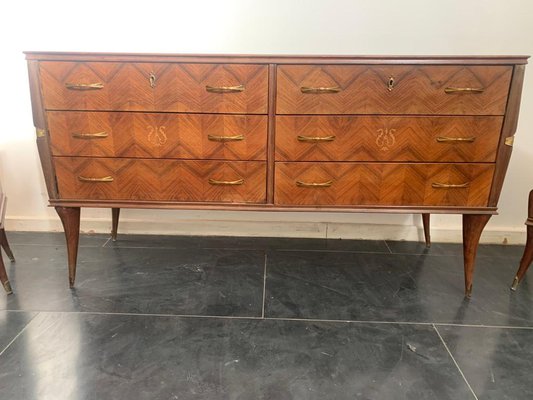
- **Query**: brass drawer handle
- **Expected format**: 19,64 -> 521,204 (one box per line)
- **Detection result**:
432,182 -> 470,189
78,175 -> 114,183
208,178 -> 245,186
72,131 -> 109,139
296,180 -> 333,188
300,86 -> 341,94
297,135 -> 336,142
65,82 -> 104,90
207,134 -> 245,142
436,136 -> 476,143
444,87 -> 485,94
205,84 -> 245,93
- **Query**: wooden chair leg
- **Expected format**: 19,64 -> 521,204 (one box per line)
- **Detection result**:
0,228 -> 15,262
463,214 -> 491,298
0,255 -> 12,294
55,206 -> 80,288
511,190 -> 533,290
111,208 -> 120,241
422,213 -> 431,248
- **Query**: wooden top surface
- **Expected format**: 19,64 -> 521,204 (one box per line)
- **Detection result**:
24,52 -> 530,65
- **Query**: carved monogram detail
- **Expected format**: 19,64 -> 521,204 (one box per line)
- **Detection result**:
147,125 -> 167,146
376,128 -> 396,151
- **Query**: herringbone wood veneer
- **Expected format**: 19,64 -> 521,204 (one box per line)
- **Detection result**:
40,62 -> 268,113
54,157 -> 266,203
48,112 -> 267,160
275,162 -> 494,206
277,65 -> 512,115
276,116 -> 503,162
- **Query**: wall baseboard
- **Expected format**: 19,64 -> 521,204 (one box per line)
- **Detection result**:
4,216 -> 527,244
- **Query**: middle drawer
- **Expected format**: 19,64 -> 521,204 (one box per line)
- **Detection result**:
48,112 -> 267,160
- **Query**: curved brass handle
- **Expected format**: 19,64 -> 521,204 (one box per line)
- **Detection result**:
444,87 -> 485,94
300,86 -> 341,94
207,134 -> 245,142
65,83 -> 104,90
296,180 -> 333,188
436,137 -> 476,143
208,178 -> 245,186
78,175 -> 114,183
431,182 -> 470,189
297,135 -> 336,142
72,131 -> 108,139
205,84 -> 245,93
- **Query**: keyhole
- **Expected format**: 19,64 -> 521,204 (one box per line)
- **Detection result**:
149,73 -> 156,88
387,76 -> 395,91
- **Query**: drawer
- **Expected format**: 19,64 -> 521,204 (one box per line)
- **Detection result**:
40,62 -> 268,113
48,112 -> 267,160
54,157 -> 266,203
275,162 -> 494,206
276,116 -> 502,162
276,65 -> 512,115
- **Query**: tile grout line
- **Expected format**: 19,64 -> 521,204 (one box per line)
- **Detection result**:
383,240 -> 393,254
102,237 -> 111,248
0,312 -> 39,357
433,324 -> 479,400
261,252 -> 267,319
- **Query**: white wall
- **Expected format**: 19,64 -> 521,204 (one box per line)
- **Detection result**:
0,0 -> 532,243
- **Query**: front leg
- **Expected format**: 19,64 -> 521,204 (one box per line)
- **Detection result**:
55,207 -> 80,288
463,214 -> 491,298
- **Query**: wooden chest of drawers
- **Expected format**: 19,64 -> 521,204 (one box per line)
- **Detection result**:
25,52 -> 528,297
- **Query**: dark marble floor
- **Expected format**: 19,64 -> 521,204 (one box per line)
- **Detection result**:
0,231 -> 532,399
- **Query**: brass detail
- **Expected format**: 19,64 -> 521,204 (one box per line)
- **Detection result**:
3,280 -> 13,295
205,84 -> 245,93
78,176 -> 114,183
300,86 -> 341,94
147,126 -> 167,146
504,136 -> 515,147
444,87 -> 485,94
297,135 -> 336,142
376,128 -> 396,151
208,178 -> 245,186
431,182 -> 470,189
72,131 -> 108,139
207,134 -> 245,142
387,76 -> 395,91
296,180 -> 333,188
36,128 -> 46,138
149,72 -> 156,88
436,136 -> 476,143
511,276 -> 520,291
65,82 -> 104,90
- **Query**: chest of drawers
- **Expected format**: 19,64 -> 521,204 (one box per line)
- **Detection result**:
25,52 -> 528,297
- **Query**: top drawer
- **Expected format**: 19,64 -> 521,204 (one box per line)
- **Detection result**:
40,62 -> 268,114
276,65 -> 512,115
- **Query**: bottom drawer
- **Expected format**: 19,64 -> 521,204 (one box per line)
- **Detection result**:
55,157 -> 266,203
275,162 -> 494,207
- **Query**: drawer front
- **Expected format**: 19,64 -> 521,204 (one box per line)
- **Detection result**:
276,116 -> 502,162
55,157 -> 266,203
275,162 -> 494,206
48,112 -> 267,160
277,65 -> 512,115
40,62 -> 268,113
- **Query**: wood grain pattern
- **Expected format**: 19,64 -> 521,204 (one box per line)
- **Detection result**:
54,157 -> 266,203
275,162 -> 494,206
276,116 -> 502,162
40,62 -> 268,113
277,65 -> 512,115
48,112 -> 267,160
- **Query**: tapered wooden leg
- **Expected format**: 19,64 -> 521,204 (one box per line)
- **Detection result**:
511,226 -> 533,290
55,206 -> 80,288
0,255 -> 12,294
111,208 -> 120,241
463,214 -> 491,298
422,213 -> 431,248
0,228 -> 15,262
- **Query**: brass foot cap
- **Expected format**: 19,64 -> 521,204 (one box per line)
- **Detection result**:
511,276 -> 520,291
3,280 -> 13,295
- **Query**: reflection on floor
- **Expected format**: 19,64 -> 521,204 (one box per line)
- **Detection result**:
1,232 -> 532,399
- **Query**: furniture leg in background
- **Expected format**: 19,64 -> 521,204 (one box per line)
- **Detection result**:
463,214 -> 491,298
55,207 -> 80,288
422,213 -> 431,247
511,190 -> 533,290
111,208 -> 120,241
0,188 -> 14,294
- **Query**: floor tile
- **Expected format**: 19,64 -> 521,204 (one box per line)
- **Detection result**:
265,250 -> 533,326
437,325 -> 533,399
386,240 -> 525,258
5,231 -> 109,247
1,245 -> 264,317
0,313 -> 473,400
0,311 -> 35,352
